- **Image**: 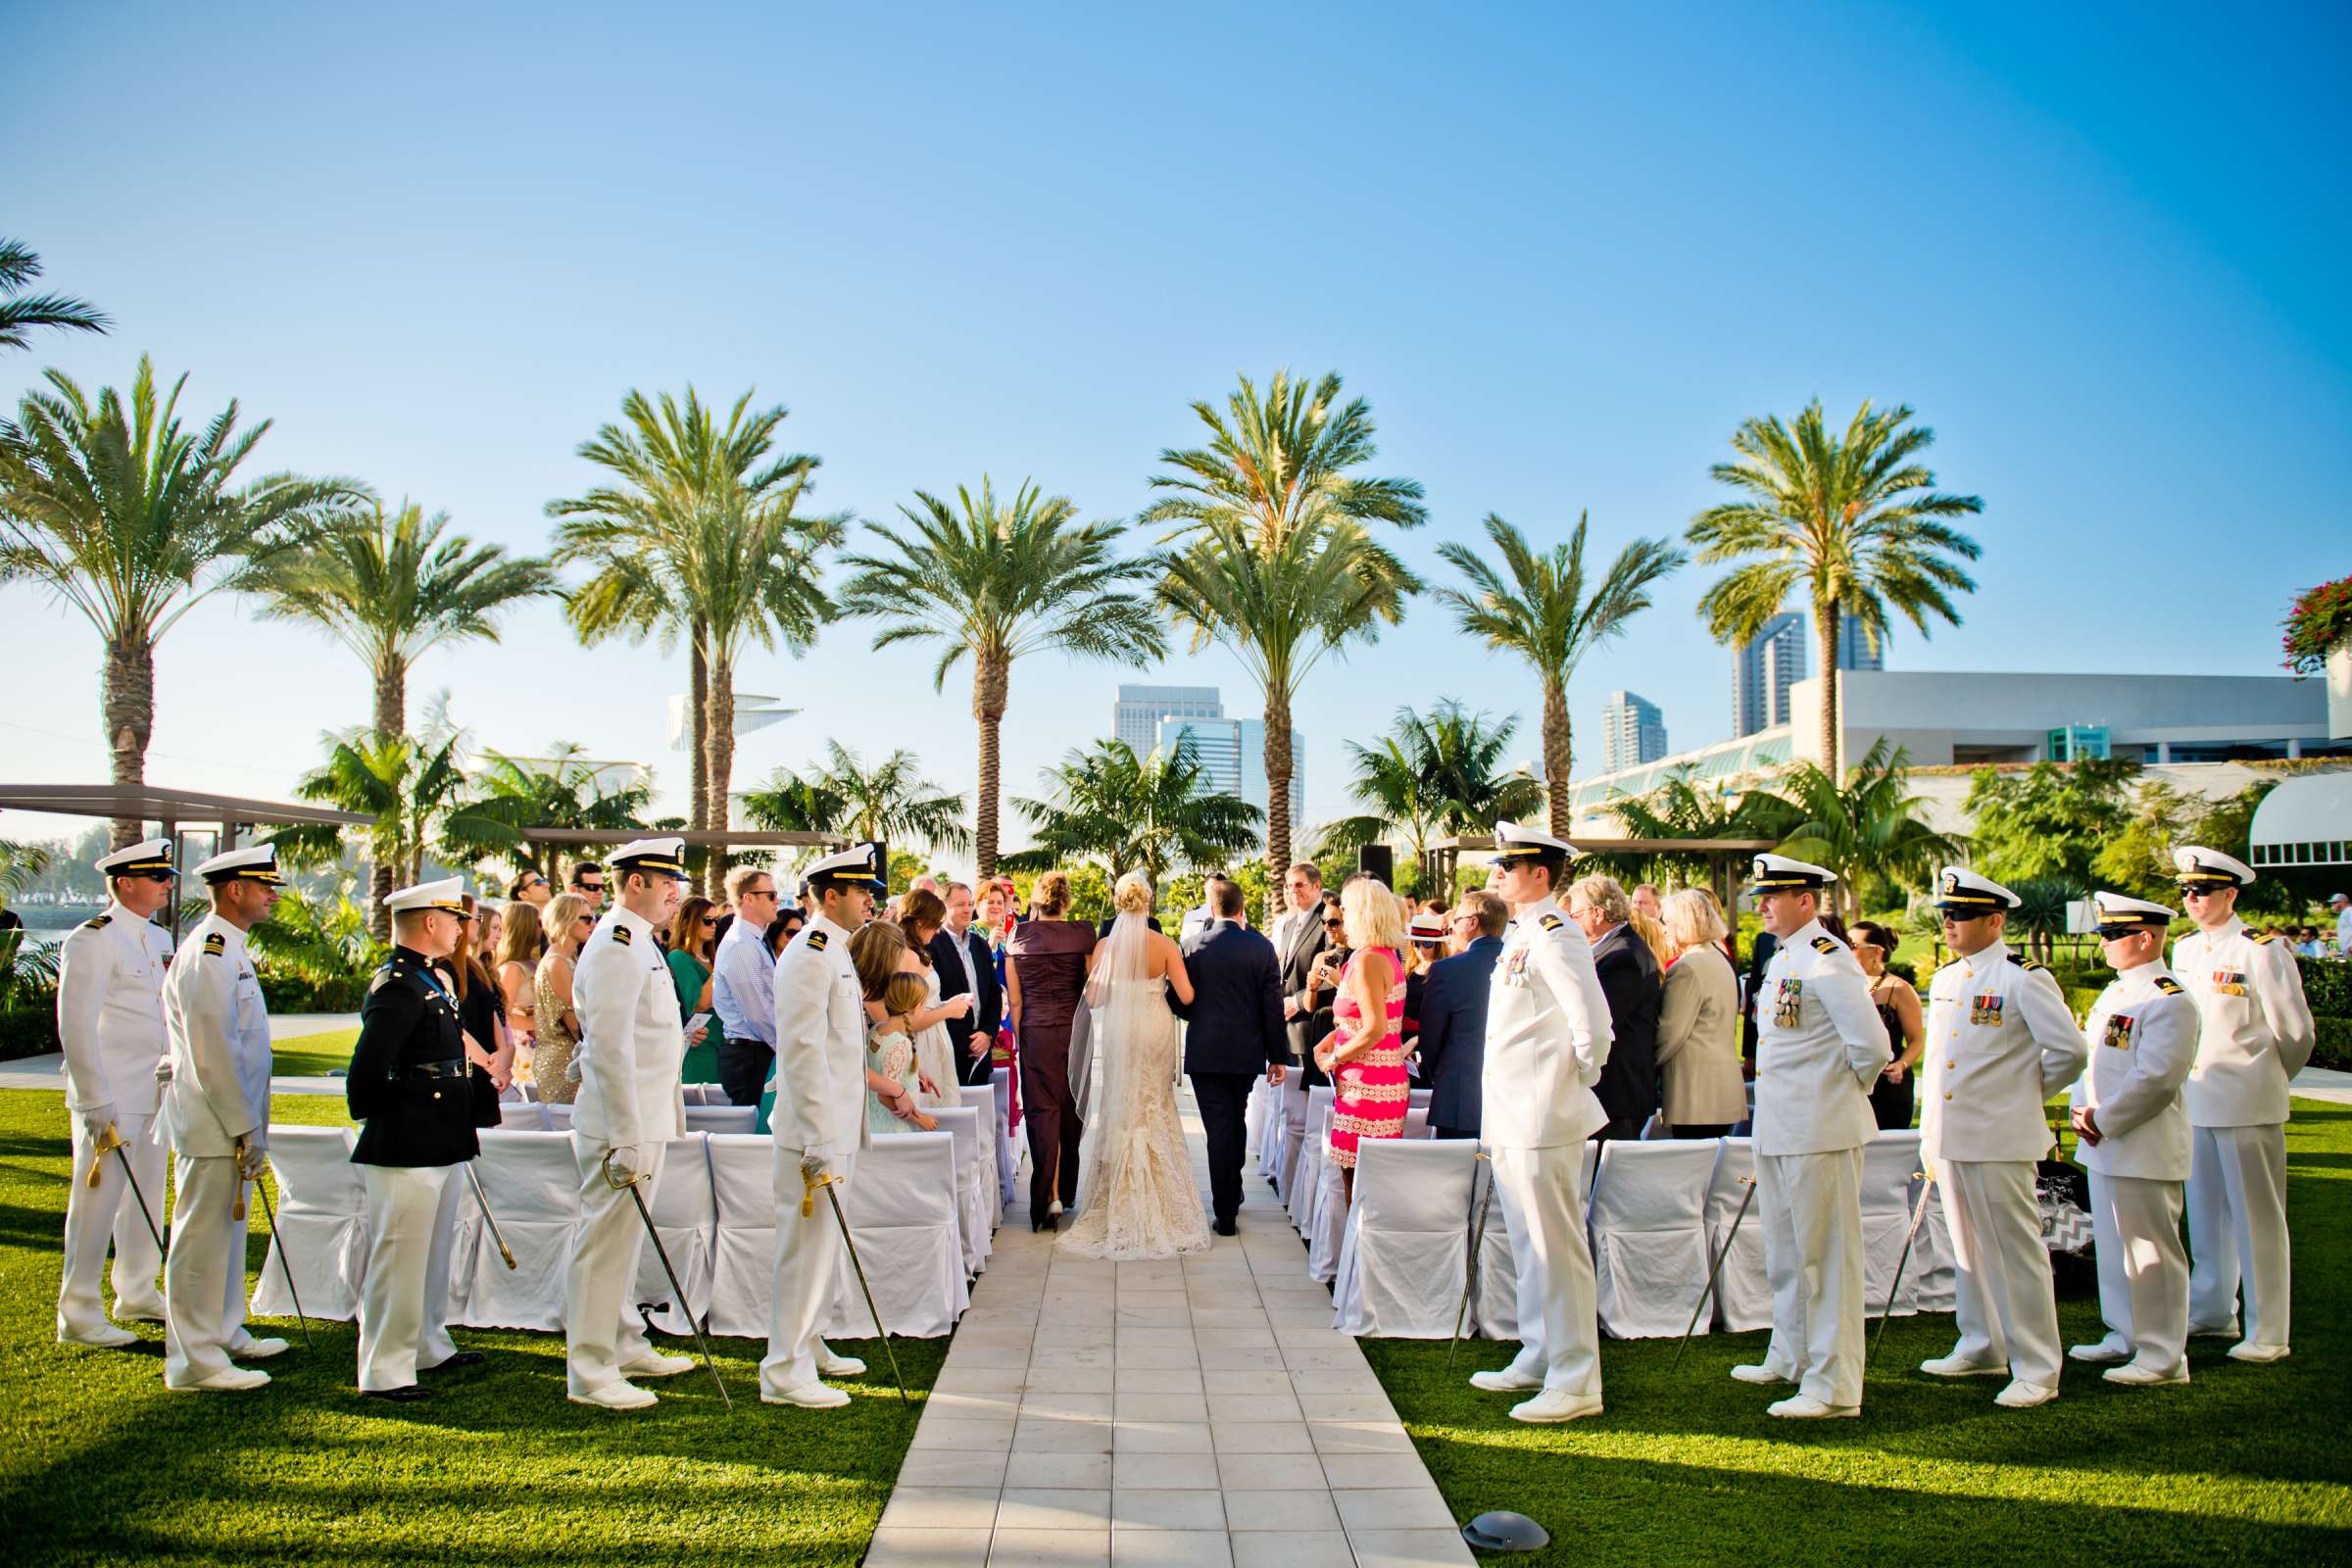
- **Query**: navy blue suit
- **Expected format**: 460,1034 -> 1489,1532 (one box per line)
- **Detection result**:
930,926 -> 1002,1087
1415,935 -> 1503,1140
1172,919 -> 1285,1223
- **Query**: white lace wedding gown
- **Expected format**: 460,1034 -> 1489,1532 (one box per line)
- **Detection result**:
1059,914 -> 1211,1260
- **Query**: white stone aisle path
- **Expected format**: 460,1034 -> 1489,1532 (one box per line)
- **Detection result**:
868,1086 -> 1476,1568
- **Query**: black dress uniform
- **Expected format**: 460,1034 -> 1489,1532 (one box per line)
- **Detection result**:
348,876 -> 484,1398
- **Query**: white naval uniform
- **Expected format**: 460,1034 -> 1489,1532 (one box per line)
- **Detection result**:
55,902 -> 172,1337
2071,963 -> 2198,1374
2172,919 -> 2313,1351
157,912 -> 274,1387
1480,895 -> 1612,1396
760,911 -> 871,1396
1920,945 -> 2086,1392
1750,918 -> 1886,1409
564,903 -> 688,1396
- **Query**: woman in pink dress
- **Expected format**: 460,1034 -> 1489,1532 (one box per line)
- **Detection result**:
1317,877 -> 1411,1200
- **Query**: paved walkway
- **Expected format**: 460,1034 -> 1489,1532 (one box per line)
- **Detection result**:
870,1086 -> 1472,1568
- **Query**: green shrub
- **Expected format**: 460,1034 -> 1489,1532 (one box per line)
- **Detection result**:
2297,956 -> 2351,1019
0,1005 -> 57,1062
2314,1017 -> 2352,1072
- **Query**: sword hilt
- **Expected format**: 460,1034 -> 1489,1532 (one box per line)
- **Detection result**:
801,1168 -> 839,1218
599,1148 -> 651,1191
87,1120 -> 125,1188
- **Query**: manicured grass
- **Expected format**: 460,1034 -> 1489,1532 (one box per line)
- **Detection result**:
1363,1102 -> 2352,1567
270,1027 -> 360,1078
0,1087 -> 944,1568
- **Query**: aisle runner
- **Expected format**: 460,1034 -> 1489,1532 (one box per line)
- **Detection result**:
869,1086 -> 1474,1568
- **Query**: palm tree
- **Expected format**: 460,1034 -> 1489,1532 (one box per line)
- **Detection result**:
448,745 -> 657,891
837,477 -> 1165,878
1147,370 -> 1425,914
279,733 -> 474,938
1005,737 -> 1262,884
1606,764 -> 1802,908
1688,400 -> 1984,773
743,742 -> 969,856
0,358 -> 368,845
1772,738 -> 1967,921
0,239 -> 109,352
1433,513 -> 1684,835
1315,702 -> 1545,890
549,387 -> 840,888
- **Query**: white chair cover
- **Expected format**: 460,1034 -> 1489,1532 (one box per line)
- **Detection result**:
458,1129 -> 582,1330
1331,1138 -> 1477,1335
824,1132 -> 967,1339
628,1134 -> 715,1337
1275,1083 -> 1312,1200
1862,1131 -> 1926,1317
1289,1089 -> 1335,1232
1306,1150 -> 1348,1284
253,1125 -> 366,1320
923,1105 -> 993,1276
957,1084 -> 1002,1239
683,1105 -> 758,1135
705,1133 -> 779,1338
1911,1174 -> 1956,1312
1408,1088 -> 1432,1109
543,1102 -> 574,1132
1258,1079 -> 1287,1189
992,1067 -> 1016,1205
1401,1105 -> 1430,1140
1245,1076 -> 1274,1176
499,1101 -> 552,1130
1704,1137 -> 1770,1332
1589,1139 -> 1720,1339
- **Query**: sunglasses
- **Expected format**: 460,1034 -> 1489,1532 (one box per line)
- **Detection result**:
1323,917 -> 1347,930
576,881 -> 605,893
522,878 -> 547,891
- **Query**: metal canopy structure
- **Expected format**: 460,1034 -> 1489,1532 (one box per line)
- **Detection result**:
1431,832 -> 1780,905
517,828 -> 846,848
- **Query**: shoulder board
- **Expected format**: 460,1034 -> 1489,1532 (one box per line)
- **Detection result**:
1538,912 -> 1565,932
2007,953 -> 2046,972
1811,935 -> 1839,955
368,967 -> 399,996
2153,976 -> 2184,996
610,924 -> 632,946
2251,932 -> 2279,946
807,929 -> 829,952
81,914 -> 112,931
201,932 -> 225,956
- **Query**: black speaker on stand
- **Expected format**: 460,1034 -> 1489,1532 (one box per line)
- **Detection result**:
1356,845 -> 1395,885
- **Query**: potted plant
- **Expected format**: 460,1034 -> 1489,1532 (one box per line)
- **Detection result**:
2281,575 -> 2352,741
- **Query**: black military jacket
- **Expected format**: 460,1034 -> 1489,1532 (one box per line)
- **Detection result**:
348,945 -> 482,1167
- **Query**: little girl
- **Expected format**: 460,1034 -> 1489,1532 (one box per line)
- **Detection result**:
867,972 -> 940,1136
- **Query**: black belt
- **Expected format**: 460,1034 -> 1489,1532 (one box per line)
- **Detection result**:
724,1038 -> 772,1053
390,1060 -> 470,1082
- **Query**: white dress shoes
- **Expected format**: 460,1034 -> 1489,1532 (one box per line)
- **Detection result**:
815,1348 -> 867,1378
2227,1342 -> 2289,1364
1730,1363 -> 1793,1386
2187,1319 -> 2240,1339
2101,1361 -> 2189,1388
1469,1367 -> 1543,1393
229,1336 -> 291,1360
1993,1381 -> 2058,1409
169,1366 -> 270,1393
620,1351 -> 696,1379
1509,1390 -> 1602,1424
1767,1395 -> 1858,1419
569,1380 -> 659,1410
763,1381 -> 851,1409
58,1323 -> 139,1348
1919,1352 -> 2007,1379
2066,1340 -> 2130,1365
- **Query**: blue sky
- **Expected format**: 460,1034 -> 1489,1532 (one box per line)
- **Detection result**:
5,1 -> 2347,859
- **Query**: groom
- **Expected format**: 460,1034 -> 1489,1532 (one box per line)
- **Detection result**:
1172,877 -> 1288,1236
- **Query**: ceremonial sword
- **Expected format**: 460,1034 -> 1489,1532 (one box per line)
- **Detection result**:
88,1120 -> 170,1264
602,1150 -> 730,1407
249,1158 -> 315,1350
803,1156 -> 910,1404
1868,1169 -> 1936,1363
464,1161 -> 516,1269
1673,1174 -> 1755,1370
1446,1149 -> 1495,1371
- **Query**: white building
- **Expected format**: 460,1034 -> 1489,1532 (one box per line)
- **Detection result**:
1158,715 -> 1305,827
1732,612 -> 1886,737
1601,690 -> 1668,773
1112,684 -> 1222,754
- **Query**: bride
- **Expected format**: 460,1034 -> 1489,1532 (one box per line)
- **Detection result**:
1059,872 -> 1212,1259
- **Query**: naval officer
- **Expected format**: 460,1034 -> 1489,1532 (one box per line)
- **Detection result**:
2068,891 -> 2200,1387
563,838 -> 694,1410
54,838 -> 176,1347
2169,847 -> 2313,1363
348,877 -> 485,1401
158,845 -> 290,1392
760,842 -> 886,1409
1735,854 -> 1886,1419
1466,822 -> 1614,1424
1916,866 -> 2086,1409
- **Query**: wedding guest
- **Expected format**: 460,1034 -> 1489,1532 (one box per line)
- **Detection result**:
1319,876 -> 1409,1200
934,881 -> 1003,1088
1419,890 -> 1509,1140
666,895 -> 720,1087
1629,906 -> 1677,969
1006,871 -> 1096,1230
508,869 -> 552,909
1633,883 -> 1665,925
1270,862 -> 1324,957
712,866 -> 783,1108
892,889 -> 968,1106
765,910 -> 804,958
1851,920 -> 1924,1130
532,893 -> 592,1103
1656,889 -> 1745,1137
567,862 -> 607,912
865,972 -> 940,1135
446,894 -> 512,1126
1402,912 -> 1446,1057
1569,873 -> 1661,1140
494,901 -> 544,1057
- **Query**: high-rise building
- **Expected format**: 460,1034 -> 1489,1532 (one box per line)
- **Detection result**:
1837,614 -> 1885,672
1732,611 -> 1885,736
1601,690 -> 1668,773
1112,684 -> 1222,754
1158,716 -> 1305,829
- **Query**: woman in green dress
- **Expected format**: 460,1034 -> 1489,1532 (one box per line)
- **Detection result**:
665,895 -> 720,1085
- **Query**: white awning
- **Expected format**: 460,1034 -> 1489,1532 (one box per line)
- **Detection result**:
2248,772 -> 2352,868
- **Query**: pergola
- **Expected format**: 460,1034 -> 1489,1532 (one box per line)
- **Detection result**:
514,828 -> 853,892
0,783 -> 370,942
1432,832 -> 1778,906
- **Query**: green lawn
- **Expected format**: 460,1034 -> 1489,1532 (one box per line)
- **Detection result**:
270,1027 -> 360,1078
1363,1102 -> 2352,1566
0,1087 -> 944,1568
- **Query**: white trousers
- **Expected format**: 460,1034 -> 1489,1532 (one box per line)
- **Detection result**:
163,1153 -> 253,1387
2086,1171 -> 2188,1373
1755,1147 -> 1866,1408
760,1145 -> 855,1395
356,1163 -> 464,1391
564,1138 -> 666,1395
60,1109 -> 168,1335
2187,1123 -> 2290,1350
1940,1158 -> 2063,1390
1490,1144 -> 1601,1396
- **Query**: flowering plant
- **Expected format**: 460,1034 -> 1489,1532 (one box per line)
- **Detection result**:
2281,576 -> 2352,674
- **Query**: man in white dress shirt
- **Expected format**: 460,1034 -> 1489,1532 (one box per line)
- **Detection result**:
1917,866 -> 2086,1409
1467,821 -> 1614,1424
55,838 -> 177,1348
760,842 -> 886,1408
158,845 -> 290,1391
712,864 -> 783,1107
1735,854 -> 1886,1419
2169,847 -> 2313,1364
563,838 -> 693,1410
2068,891 -> 2200,1386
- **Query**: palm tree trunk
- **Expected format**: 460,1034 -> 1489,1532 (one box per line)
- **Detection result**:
101,632 -> 155,851
1814,605 -> 1841,778
973,651 -> 1008,878
705,644 -> 736,894
1541,675 -> 1572,837
689,623 -> 710,895
1263,700 -> 1295,925
369,657 -> 405,928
